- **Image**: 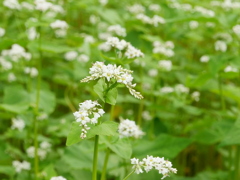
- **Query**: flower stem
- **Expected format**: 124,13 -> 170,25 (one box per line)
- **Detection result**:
122,169 -> 135,180
92,135 -> 99,180
100,148 -> 110,180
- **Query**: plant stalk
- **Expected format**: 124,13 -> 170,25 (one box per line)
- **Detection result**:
122,169 -> 135,180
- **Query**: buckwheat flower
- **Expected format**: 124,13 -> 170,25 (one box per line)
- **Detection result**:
158,60 -> 172,71
24,67 -> 38,77
81,61 -> 143,99
165,41 -> 174,49
125,45 -> 144,59
0,28 -> 5,37
73,100 -> 105,139
50,176 -> 67,180
160,86 -> 174,94
0,57 -> 12,70
64,51 -> 78,61
128,4 -> 145,14
35,0 -> 53,12
206,22 -> 215,28
3,0 -> 21,10
200,55 -> 210,63
12,160 -> 31,173
98,32 -> 112,40
194,6 -> 215,17
21,2 -> 34,10
89,15 -> 99,24
3,44 -> 32,62
130,156 -> 177,179
148,69 -> 158,77
175,84 -> 189,94
224,65 -> 238,72
215,40 -> 227,52
189,21 -> 199,29
27,27 -> 39,40
142,111 -> 152,121
233,25 -> 240,36
191,91 -> 200,101
106,37 -> 120,47
136,14 -> 152,24
77,54 -> 89,63
116,40 -> 128,50
152,15 -> 165,26
27,146 -> 48,160
118,118 -> 145,138
40,141 -> 51,150
37,113 -> 48,120
11,118 -> 25,131
81,34 -> 95,43
99,0 -> 108,6
214,32 -> 232,43
98,43 -> 111,52
149,4 -> 161,12
107,24 -> 126,37
8,73 -> 16,82
50,20 -> 68,29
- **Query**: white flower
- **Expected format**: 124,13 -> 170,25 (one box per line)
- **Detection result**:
8,73 -> 16,82
98,32 -> 112,40
99,0 -> 108,6
40,141 -> 51,150
73,100 -> 105,139
189,21 -> 199,29
98,43 -> 111,52
125,44 -> 144,59
50,20 -> 68,29
175,84 -> 189,94
50,176 -> 67,180
107,24 -> 126,37
153,41 -> 174,57
0,28 -> 5,37
224,65 -> 238,72
158,60 -> 172,71
64,51 -> 78,61
215,40 -> 227,52
128,4 -> 145,14
142,111 -> 152,121
191,91 -> 200,101
27,27 -> 39,40
0,57 -> 12,70
77,54 -> 89,63
149,4 -> 161,12
21,2 -> 34,10
233,24 -> 240,36
118,118 -> 144,138
131,156 -> 177,179
35,0 -> 53,12
200,55 -> 210,63
27,145 -> 49,160
89,15 -> 99,24
12,160 -> 31,173
3,0 -> 21,10
11,118 -> 25,131
160,86 -> 174,94
152,15 -> 165,26
24,67 -> 38,77
148,69 -> 158,77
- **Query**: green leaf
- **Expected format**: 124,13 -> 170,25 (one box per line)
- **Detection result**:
98,9 -> 123,25
88,121 -> 119,138
42,164 -> 57,180
66,122 -> 83,146
100,136 -> 132,159
0,85 -> 30,113
94,78 -> 106,102
105,87 -> 118,105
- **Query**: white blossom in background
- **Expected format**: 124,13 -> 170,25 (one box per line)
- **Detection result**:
126,109 -> 133,116
191,91 -> 200,102
81,61 -> 143,99
73,100 -> 105,139
131,156 -> 177,179
24,67 -> 38,77
80,34 -> 95,43
0,28 -> 5,37
77,54 -> 89,63
206,22 -> 215,28
118,118 -> 144,138
27,143 -> 50,160
200,55 -> 210,63
148,69 -> 158,77
27,27 -> 39,40
3,0 -> 21,10
136,14 -> 152,24
107,24 -> 126,37
8,73 -> 17,82
232,25 -> 240,36
40,141 -> 51,150
21,2 -> 34,10
2,44 -> 32,62
160,86 -> 174,94
189,21 -> 199,29
11,118 -> 25,131
136,14 -> 165,26
158,60 -> 172,71
127,4 -> 145,14
142,111 -> 152,121
215,40 -> 227,52
98,43 -> 111,52
149,4 -> 161,12
64,51 -> 78,61
99,0 -> 108,6
34,0 -> 53,12
50,176 -> 67,180
194,6 -> 215,17
0,57 -> 12,70
89,15 -> 99,24
224,65 -> 238,72
50,20 -> 68,37
142,83 -> 151,90
214,32 -> 232,43
175,84 -> 189,94
12,161 -> 31,173
153,41 -> 175,57
98,32 -> 112,40
37,113 -> 48,120
134,59 -> 146,67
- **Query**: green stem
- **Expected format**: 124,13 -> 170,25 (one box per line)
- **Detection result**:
122,169 -> 136,180
234,146 -> 240,180
100,148 -> 110,180
92,135 -> 99,180
218,73 -> 225,111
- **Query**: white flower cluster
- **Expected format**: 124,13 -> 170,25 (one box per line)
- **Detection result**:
233,25 -> 240,36
175,84 -> 189,94
224,65 -> 238,73
136,14 -> 165,27
153,41 -> 175,57
200,55 -> 210,63
27,141 -> 51,160
211,0 -> 240,10
24,67 -> 38,78
8,72 -> 17,82
194,6 -> 215,17
34,0 -> 53,12
127,4 -> 145,14
3,0 -> 21,10
50,176 -> 67,180
0,27 -> 5,37
80,33 -> 96,43
142,111 -> 152,121
1,44 -> 31,62
148,69 -> 158,77
189,20 -> 199,29
106,37 -> 144,59
118,118 -> 144,138
73,100 -> 105,139
215,40 -> 227,52
11,118 -> 25,131
191,91 -> 200,102
131,156 -> 177,179
160,86 -> 174,94
27,27 -> 39,40
107,24 -> 126,37
214,32 -> 232,43
158,60 -> 172,71
81,61 -> 143,99
149,4 -> 161,12
50,20 -> 68,38
12,160 -> 31,173
64,51 -> 89,63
